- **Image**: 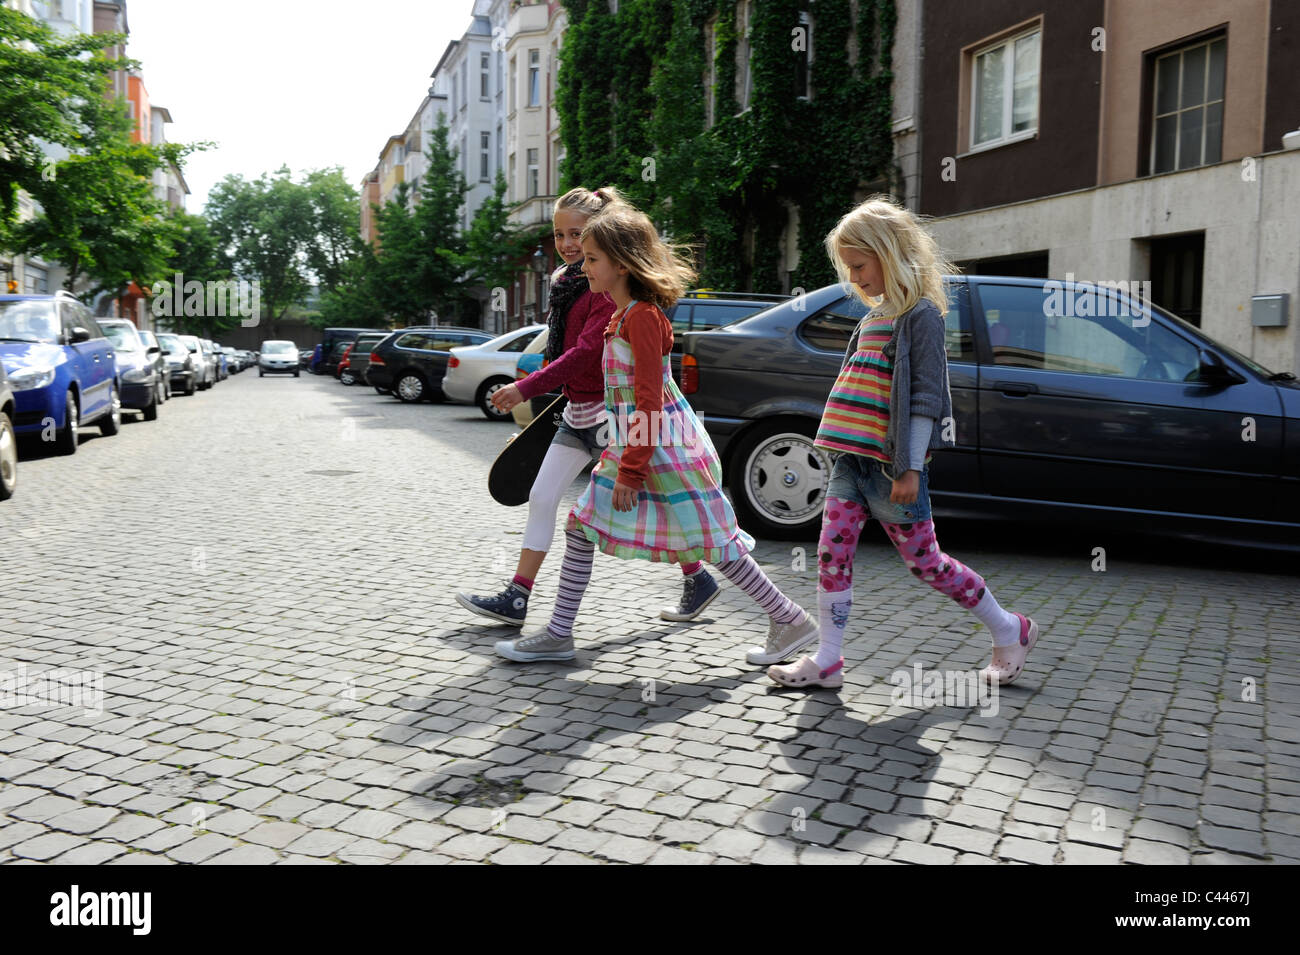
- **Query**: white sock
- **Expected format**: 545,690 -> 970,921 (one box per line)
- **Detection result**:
970,589 -> 1021,646
812,588 -> 852,669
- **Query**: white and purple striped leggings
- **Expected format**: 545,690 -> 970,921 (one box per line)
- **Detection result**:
546,528 -> 802,639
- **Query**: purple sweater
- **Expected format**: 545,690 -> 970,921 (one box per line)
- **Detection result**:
516,286 -> 616,406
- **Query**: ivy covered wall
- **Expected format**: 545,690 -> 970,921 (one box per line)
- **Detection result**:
556,0 -> 896,293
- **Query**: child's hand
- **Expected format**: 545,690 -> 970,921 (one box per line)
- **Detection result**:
890,470 -> 920,504
491,383 -> 523,412
613,481 -> 639,512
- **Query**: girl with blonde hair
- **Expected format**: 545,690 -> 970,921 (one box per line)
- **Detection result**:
768,195 -> 1040,688
496,204 -> 815,662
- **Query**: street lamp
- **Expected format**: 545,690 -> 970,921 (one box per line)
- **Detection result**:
532,244 -> 546,324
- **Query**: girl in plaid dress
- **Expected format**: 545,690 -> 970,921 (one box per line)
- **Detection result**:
495,205 -> 816,663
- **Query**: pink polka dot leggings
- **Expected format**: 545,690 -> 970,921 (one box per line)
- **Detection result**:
818,496 -> 986,607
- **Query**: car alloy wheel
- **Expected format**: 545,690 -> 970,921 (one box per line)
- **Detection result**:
733,423 -> 832,537
56,391 -> 79,455
477,376 -> 514,421
395,372 -> 426,402
0,412 -> 17,500
340,370 -> 356,386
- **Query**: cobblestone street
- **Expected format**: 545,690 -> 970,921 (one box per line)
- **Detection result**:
1,372 -> 1297,865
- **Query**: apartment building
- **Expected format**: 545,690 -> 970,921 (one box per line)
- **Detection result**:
916,0 -> 1300,375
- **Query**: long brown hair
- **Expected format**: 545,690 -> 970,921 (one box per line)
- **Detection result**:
581,205 -> 696,312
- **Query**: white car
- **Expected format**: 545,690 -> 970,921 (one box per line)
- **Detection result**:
441,324 -> 545,420
258,340 -> 300,377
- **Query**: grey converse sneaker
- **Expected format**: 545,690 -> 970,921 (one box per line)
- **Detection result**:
495,628 -> 576,662
744,609 -> 819,665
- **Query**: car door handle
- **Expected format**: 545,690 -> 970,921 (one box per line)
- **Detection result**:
992,380 -> 1037,397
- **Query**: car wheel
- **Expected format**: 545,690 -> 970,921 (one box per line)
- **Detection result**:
143,391 -> 159,421
476,376 -> 514,421
55,392 -> 79,455
259,369 -> 265,377
0,411 -> 17,500
394,372 -> 427,403
340,369 -> 356,386
185,377 -> 196,395
728,418 -> 832,540
99,383 -> 122,436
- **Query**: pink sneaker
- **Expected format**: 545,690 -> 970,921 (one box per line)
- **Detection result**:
767,656 -> 844,689
980,612 -> 1039,685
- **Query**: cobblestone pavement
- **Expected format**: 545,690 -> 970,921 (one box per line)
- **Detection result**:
1,372 -> 1297,865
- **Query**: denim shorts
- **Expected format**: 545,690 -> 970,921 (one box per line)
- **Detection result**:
553,418 -> 606,459
824,453 -> 931,524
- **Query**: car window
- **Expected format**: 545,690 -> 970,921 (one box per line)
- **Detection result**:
979,283 -> 1201,380
0,300 -> 60,343
798,295 -> 870,352
101,323 -> 141,350
945,283 -> 975,362
498,330 -> 540,353
691,303 -> 766,331
666,303 -> 691,336
395,332 -> 430,350
429,334 -> 467,351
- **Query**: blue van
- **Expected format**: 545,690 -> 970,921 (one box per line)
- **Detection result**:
0,292 -> 122,454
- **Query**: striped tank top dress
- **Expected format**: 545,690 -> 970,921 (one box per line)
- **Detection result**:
814,313 -> 898,463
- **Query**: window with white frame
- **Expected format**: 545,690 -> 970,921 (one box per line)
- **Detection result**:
1151,36 -> 1225,174
735,0 -> 754,113
460,58 -> 469,112
509,56 -> 517,113
481,53 -> 490,99
480,132 -> 491,182
527,148 -> 539,198
971,27 -> 1040,149
528,50 -> 540,107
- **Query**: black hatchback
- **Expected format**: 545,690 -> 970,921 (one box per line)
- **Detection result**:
682,277 -> 1300,547
367,326 -> 494,402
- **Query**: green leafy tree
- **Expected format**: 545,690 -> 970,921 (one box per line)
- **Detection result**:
303,167 -> 361,295
413,114 -> 469,322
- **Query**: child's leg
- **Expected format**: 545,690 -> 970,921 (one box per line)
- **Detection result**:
712,554 -> 803,624
545,527 -> 598,639
811,497 -> 867,669
878,518 -> 1019,644
517,442 -> 601,585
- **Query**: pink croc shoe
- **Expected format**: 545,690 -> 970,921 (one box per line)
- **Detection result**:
767,656 -> 844,689
980,612 -> 1039,685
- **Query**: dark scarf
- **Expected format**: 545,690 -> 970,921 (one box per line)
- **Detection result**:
544,260 -> 590,363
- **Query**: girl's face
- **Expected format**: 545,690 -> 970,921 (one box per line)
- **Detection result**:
580,237 -> 628,295
553,209 -> 588,265
838,245 -> 886,300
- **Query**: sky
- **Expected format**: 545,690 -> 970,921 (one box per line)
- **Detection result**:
123,0 -> 473,213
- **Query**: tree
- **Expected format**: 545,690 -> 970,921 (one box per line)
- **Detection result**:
461,170 -> 547,297
205,167 -> 316,338
303,167 -> 361,295
413,114 -> 469,322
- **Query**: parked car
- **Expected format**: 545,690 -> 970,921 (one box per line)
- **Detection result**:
0,361 -> 16,500
259,340 -> 301,376
206,340 -> 227,380
158,333 -> 197,395
366,326 -> 495,403
322,340 -> 352,377
682,277 -> 1300,547
100,319 -> 166,421
443,325 -> 545,420
315,327 -> 379,375
511,327 -> 554,427
0,292 -> 121,453
137,330 -> 171,401
298,348 -> 313,368
337,332 -> 389,386
221,346 -> 242,373
178,335 -> 214,390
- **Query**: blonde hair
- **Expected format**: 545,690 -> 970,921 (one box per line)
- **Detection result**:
824,195 -> 954,317
581,204 -> 696,312
555,185 -> 625,221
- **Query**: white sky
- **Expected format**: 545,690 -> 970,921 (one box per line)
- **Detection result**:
124,0 -> 471,213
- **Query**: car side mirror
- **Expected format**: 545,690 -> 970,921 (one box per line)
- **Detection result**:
1195,349 -> 1245,386
147,346 -> 161,355
70,327 -> 91,344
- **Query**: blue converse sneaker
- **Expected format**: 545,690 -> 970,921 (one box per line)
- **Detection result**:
455,581 -> 529,625
659,569 -> 721,622
495,628 -> 576,662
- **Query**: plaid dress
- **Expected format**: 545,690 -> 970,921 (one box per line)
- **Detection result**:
566,301 -> 755,564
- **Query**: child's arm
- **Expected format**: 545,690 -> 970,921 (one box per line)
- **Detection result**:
516,292 -> 616,401
615,304 -> 669,492
908,304 -> 949,422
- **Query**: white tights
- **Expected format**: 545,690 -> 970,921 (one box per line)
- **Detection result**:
521,441 -> 598,552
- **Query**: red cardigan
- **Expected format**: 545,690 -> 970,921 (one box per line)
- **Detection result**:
516,286 -> 616,406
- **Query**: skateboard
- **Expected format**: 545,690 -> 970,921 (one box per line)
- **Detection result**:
488,394 -> 569,506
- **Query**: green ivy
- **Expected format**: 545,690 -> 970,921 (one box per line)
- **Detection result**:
556,0 -> 895,293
